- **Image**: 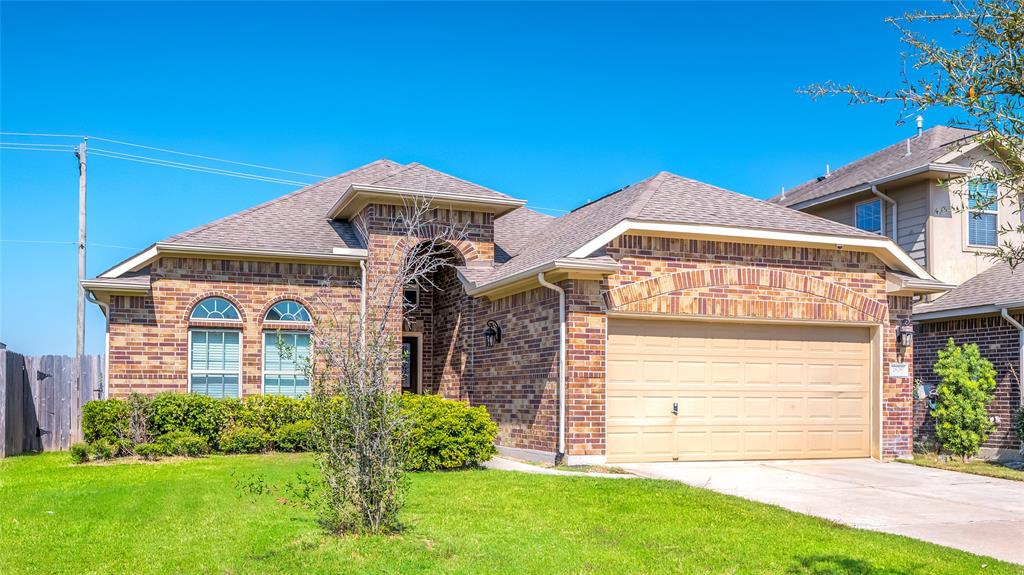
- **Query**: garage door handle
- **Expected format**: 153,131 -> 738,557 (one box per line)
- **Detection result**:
672,402 -> 678,415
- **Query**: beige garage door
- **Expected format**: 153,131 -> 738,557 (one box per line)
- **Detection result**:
607,319 -> 871,463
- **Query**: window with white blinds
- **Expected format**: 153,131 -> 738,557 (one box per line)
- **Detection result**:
189,330 -> 241,398
263,331 -> 311,398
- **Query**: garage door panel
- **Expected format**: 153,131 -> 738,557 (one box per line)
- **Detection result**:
607,319 -> 871,463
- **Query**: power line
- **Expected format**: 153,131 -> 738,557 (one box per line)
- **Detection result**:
88,135 -> 329,178
1,239 -> 139,250
89,149 -> 312,186
0,144 -> 76,153
0,132 -> 86,139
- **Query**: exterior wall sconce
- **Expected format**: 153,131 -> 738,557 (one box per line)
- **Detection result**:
484,320 -> 503,348
896,318 -> 915,348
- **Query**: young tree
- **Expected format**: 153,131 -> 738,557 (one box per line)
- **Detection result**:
307,199 -> 467,534
931,339 -> 998,459
800,0 -> 1024,267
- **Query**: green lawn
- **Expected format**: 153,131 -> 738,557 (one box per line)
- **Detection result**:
1,453 -> 1019,575
903,453 -> 1024,482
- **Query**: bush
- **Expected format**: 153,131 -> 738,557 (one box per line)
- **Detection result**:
82,399 -> 129,443
156,430 -> 210,457
87,439 -> 116,461
135,442 -> 168,461
273,420 -> 314,452
219,426 -> 271,454
226,395 -> 311,435
931,339 -> 998,459
69,443 -> 90,464
402,393 -> 498,471
148,393 -> 228,445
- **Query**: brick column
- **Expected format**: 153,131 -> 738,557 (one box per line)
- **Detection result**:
562,279 -> 608,464
882,295 -> 914,459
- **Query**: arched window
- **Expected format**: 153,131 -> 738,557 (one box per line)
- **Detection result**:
190,297 -> 240,321
265,300 -> 310,322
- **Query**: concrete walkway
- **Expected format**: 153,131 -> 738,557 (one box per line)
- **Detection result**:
620,458 -> 1024,565
483,456 -> 634,478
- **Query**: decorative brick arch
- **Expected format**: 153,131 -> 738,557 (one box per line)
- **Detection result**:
183,291 -> 247,323
605,266 -> 887,322
401,229 -> 476,265
257,294 -> 317,324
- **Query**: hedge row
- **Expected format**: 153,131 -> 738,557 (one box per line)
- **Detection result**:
76,392 -> 497,470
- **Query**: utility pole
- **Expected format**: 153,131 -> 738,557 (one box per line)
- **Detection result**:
75,138 -> 87,358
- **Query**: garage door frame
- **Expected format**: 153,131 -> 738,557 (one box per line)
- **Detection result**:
604,313 -> 884,462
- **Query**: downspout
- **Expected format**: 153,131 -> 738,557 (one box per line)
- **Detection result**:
359,260 -> 367,347
871,185 -> 898,242
1000,308 -> 1024,409
84,290 -> 109,400
537,272 -> 566,463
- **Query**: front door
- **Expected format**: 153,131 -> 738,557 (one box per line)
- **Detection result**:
401,336 -> 420,393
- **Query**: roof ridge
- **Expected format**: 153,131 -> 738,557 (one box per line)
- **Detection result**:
626,171 -> 670,219
167,158 -> 402,243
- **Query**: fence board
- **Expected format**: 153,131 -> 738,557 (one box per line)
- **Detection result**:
1,351 -> 103,457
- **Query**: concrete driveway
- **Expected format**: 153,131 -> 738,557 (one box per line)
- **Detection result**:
620,458 -> 1024,565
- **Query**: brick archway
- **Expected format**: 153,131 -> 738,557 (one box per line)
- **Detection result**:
605,266 -> 887,322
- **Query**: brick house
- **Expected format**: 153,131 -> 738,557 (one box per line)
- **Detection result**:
774,126 -> 1024,459
913,264 -> 1023,459
83,159 -> 947,464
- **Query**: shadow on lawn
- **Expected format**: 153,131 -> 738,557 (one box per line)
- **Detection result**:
788,555 -> 925,575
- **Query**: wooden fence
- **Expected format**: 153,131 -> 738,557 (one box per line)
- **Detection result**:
0,349 -> 104,457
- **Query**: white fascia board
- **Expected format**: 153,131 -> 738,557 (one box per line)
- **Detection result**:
328,184 -> 527,219
788,164 -> 972,211
463,258 -> 619,297
80,279 -> 150,293
914,301 -> 1024,321
569,219 -> 935,280
99,243 -> 367,278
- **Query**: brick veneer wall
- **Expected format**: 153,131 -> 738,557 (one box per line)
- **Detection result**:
107,256 -> 361,396
914,313 -> 1023,452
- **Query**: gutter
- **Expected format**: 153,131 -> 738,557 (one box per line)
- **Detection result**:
100,243 -> 368,279
1001,308 -> 1024,409
536,272 -> 566,463
914,301 -> 1024,321
84,290 -> 110,400
871,186 -> 898,242
462,257 -> 619,297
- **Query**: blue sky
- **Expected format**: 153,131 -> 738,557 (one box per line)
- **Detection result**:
2,1 -> 942,355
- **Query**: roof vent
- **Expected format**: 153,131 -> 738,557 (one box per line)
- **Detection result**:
916,115 -> 924,138
826,163 -> 831,177
780,186 -> 786,200
905,138 -> 912,156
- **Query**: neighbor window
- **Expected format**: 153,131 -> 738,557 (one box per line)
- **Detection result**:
968,179 -> 998,247
855,199 -> 883,235
263,331 -> 310,397
189,330 -> 241,398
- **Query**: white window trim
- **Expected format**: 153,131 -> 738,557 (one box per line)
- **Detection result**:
261,330 -> 312,397
854,198 -> 885,236
187,327 -> 243,398
966,181 -> 999,249
264,300 -> 312,323
190,297 -> 242,322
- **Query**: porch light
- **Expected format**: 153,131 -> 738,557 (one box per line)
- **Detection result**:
484,320 -> 503,348
896,318 -> 914,348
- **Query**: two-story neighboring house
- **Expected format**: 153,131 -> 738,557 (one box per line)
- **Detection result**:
774,125 -> 1023,459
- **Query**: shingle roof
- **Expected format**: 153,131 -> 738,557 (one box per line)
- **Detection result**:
914,262 -> 1024,316
470,171 -> 880,287
370,163 -> 515,202
493,207 -> 555,262
163,159 -> 402,254
773,126 -> 978,208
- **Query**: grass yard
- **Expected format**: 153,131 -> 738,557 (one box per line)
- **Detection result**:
903,453 -> 1024,482
1,453 -> 1020,575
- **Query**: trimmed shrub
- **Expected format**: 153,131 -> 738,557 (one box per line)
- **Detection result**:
226,395 -> 311,435
219,426 -> 271,454
87,439 -> 116,461
273,420 -> 314,452
69,443 -> 90,464
156,430 -> 210,457
82,399 -> 129,443
135,442 -> 168,461
148,393 -> 228,445
931,339 -> 998,459
402,393 -> 498,471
